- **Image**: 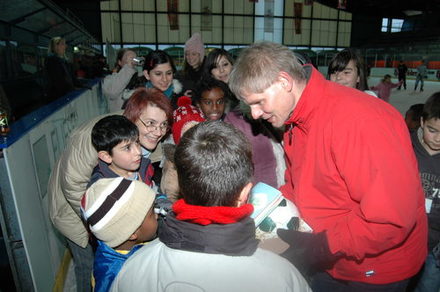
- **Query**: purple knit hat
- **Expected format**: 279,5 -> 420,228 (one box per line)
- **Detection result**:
184,33 -> 205,61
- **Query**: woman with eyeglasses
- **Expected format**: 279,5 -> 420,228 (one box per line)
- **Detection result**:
48,87 -> 172,292
124,88 -> 172,157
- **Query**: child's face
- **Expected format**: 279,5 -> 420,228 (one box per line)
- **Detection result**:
198,87 -> 225,121
330,60 -> 360,89
211,55 -> 232,83
108,139 -> 142,177
135,207 -> 158,243
143,62 -> 173,92
384,77 -> 391,83
421,117 -> 440,155
185,50 -> 202,69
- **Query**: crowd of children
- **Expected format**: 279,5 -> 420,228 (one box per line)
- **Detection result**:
48,35 -> 440,292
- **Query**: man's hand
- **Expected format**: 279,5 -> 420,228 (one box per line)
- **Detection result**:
277,229 -> 340,276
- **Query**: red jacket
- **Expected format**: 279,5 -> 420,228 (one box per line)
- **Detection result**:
280,66 -> 427,284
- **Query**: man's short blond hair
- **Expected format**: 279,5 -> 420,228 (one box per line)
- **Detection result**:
229,42 -> 306,99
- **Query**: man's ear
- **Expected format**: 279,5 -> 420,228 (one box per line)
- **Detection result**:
143,70 -> 150,81
236,182 -> 253,207
98,151 -> 112,164
278,71 -> 294,92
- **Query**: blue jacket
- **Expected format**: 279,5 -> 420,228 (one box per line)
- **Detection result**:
94,240 -> 144,292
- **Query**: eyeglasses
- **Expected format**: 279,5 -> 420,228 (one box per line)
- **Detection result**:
138,118 -> 169,133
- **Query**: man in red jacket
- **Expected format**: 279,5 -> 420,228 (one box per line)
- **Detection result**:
229,41 -> 428,291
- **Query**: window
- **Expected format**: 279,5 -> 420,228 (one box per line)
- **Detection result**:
391,19 -> 404,32
382,18 -> 404,33
381,18 -> 389,32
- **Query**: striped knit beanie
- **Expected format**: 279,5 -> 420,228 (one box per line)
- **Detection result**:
81,177 -> 155,248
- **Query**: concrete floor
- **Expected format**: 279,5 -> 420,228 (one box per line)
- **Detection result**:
61,77 -> 440,292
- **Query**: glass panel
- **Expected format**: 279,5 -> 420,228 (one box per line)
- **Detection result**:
381,18 -> 389,32
0,0 -> 44,22
391,19 -> 404,33
46,22 -> 76,39
18,9 -> 63,33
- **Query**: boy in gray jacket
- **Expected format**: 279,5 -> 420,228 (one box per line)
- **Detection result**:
110,121 -> 310,292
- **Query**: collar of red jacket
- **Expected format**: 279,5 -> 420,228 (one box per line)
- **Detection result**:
284,65 -> 328,130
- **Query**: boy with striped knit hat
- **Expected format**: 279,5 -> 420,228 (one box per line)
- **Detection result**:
81,177 -> 157,292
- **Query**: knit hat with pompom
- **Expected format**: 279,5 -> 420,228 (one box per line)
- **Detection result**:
172,96 -> 205,144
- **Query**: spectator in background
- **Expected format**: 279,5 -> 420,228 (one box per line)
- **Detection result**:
102,49 -> 139,112
44,37 -> 76,101
397,60 -> 408,90
405,103 -> 424,132
371,74 -> 402,102
327,48 -> 377,97
176,33 -> 205,97
0,85 -> 12,122
415,60 -> 428,92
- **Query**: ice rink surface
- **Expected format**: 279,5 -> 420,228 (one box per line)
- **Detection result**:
368,77 -> 439,115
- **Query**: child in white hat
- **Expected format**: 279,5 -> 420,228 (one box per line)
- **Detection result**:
81,177 -> 157,292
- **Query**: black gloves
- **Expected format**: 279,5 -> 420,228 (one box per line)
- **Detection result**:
277,229 -> 340,277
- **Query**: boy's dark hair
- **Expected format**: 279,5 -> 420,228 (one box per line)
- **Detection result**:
193,77 -> 231,104
91,115 -> 139,155
406,103 -> 424,122
174,121 -> 253,207
422,92 -> 440,121
327,48 -> 369,91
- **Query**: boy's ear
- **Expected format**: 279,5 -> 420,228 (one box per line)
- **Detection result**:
128,232 -> 138,241
236,182 -> 253,207
98,150 -> 112,164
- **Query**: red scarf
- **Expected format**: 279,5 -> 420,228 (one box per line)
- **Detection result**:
172,199 -> 254,225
